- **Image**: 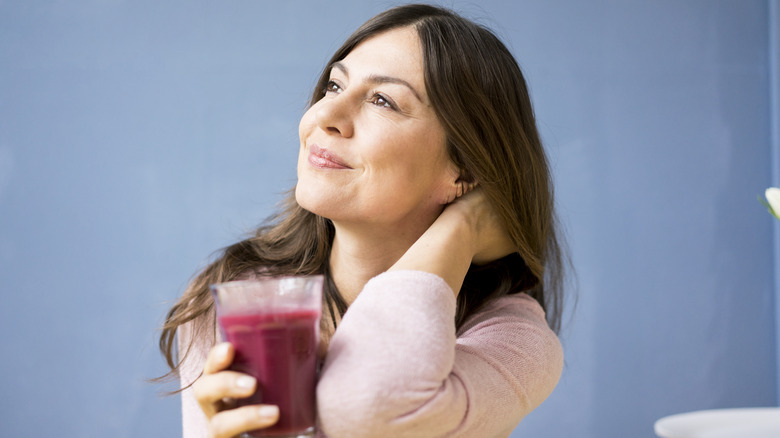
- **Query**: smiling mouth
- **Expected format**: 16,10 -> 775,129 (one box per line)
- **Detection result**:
308,144 -> 352,169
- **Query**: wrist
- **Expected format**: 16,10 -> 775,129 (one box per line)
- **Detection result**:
388,208 -> 476,295
435,203 -> 479,259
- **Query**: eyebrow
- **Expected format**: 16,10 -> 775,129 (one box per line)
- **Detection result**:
330,61 -> 424,103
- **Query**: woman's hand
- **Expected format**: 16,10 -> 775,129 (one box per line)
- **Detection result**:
439,188 -> 515,265
389,188 -> 515,295
192,342 -> 280,438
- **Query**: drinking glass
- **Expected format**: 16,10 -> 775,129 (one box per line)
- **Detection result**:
211,275 -> 324,438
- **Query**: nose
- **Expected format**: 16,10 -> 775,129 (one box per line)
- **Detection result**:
315,94 -> 354,138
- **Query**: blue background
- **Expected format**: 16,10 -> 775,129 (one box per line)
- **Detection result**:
1,1 -> 777,437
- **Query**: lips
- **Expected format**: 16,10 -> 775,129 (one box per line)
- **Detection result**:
308,144 -> 352,169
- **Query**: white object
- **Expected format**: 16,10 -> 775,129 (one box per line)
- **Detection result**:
654,407 -> 780,438
766,187 -> 780,216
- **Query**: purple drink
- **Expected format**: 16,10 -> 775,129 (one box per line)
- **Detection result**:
220,310 -> 319,436
212,276 -> 323,437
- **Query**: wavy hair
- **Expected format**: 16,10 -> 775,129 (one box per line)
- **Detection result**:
158,3 -> 567,380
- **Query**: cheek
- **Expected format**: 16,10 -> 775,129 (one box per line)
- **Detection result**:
297,108 -> 317,176
298,107 -> 316,143
374,158 -> 454,209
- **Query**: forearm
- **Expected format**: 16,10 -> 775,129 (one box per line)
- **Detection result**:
316,272 -> 564,438
317,271 -> 464,437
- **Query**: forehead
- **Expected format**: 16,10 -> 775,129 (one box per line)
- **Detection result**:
339,27 -> 425,89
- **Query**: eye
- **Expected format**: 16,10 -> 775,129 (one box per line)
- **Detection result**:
369,93 -> 397,110
324,80 -> 342,94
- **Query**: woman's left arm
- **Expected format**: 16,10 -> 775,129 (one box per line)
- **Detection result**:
316,272 -> 562,437
316,191 -> 563,437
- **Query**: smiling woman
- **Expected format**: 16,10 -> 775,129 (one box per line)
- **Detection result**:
296,27 -> 455,237
158,4 -> 568,438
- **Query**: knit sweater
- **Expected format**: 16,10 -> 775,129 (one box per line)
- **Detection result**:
180,270 -> 563,438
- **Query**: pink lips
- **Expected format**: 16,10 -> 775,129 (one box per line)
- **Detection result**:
308,144 -> 351,169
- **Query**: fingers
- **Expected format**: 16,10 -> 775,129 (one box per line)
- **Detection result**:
440,188 -> 514,264
460,180 -> 478,197
193,370 -> 257,414
204,342 -> 234,375
193,343 -> 257,417
446,179 -> 479,204
209,405 -> 280,438
193,342 -> 281,437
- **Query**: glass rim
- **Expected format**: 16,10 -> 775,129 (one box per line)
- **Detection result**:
210,274 -> 325,292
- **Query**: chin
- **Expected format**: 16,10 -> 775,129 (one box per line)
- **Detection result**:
294,182 -> 316,211
295,181 -> 335,218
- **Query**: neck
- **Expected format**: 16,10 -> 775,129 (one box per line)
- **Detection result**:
328,219 -> 431,306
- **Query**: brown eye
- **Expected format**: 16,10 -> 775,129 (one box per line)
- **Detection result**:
325,80 -> 342,94
370,93 -> 396,110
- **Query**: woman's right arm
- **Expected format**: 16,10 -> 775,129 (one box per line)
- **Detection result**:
179,321 -> 280,438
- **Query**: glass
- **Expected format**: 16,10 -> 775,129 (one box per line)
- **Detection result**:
211,275 -> 324,438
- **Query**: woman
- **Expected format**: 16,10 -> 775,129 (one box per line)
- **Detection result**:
159,4 -> 567,437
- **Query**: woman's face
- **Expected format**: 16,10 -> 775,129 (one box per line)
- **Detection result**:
296,27 -> 457,233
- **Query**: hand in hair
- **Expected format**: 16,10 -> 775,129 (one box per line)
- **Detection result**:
445,188 -> 516,265
389,188 -> 515,295
191,342 -> 280,438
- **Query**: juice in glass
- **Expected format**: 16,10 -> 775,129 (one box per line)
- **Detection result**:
212,276 -> 323,437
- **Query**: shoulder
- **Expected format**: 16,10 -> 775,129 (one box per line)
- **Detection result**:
458,293 -> 549,334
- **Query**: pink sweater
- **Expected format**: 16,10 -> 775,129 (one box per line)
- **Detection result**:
180,270 -> 563,438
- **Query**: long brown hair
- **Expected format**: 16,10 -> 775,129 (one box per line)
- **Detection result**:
158,3 -> 567,379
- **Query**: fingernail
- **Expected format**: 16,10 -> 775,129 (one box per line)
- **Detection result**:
258,405 -> 279,419
216,342 -> 230,358
236,376 -> 255,389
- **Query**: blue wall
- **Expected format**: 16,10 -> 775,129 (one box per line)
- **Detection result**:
770,0 -> 780,402
0,1 -> 775,437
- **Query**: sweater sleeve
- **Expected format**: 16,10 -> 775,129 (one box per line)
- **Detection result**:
316,270 -> 563,438
179,320 -> 211,438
